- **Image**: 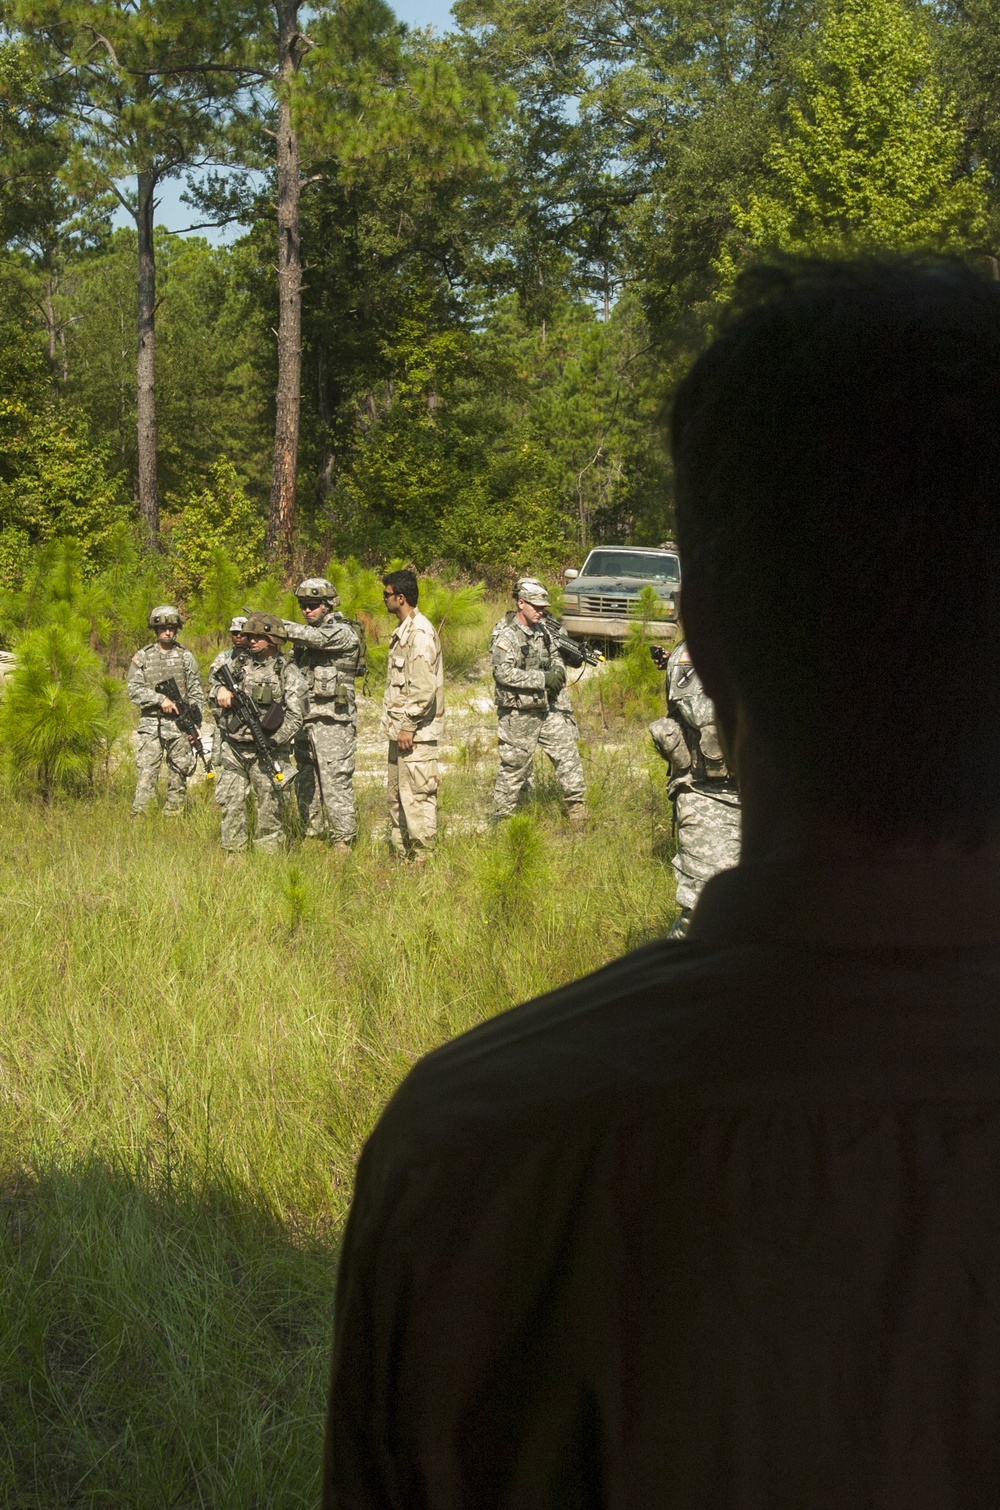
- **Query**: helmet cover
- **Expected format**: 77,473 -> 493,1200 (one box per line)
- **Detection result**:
296,577 -> 340,607
514,577 -> 550,607
148,605 -> 182,630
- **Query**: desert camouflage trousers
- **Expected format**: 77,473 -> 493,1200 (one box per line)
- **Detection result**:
673,785 -> 741,909
293,720 -> 357,843
492,707 -> 585,819
214,739 -> 294,852
387,741 -> 438,857
132,725 -> 196,815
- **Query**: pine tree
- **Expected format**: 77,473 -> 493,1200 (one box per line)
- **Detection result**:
186,546 -> 242,638
7,0 -> 260,541
725,0 -> 986,261
0,621 -> 110,795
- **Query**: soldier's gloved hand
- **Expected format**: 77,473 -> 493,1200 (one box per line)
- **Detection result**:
543,664 -> 566,694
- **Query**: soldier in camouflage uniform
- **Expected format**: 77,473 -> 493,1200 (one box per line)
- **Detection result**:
490,578 -> 587,824
127,605 -> 205,816
209,611 -> 307,853
650,640 -> 741,938
207,616 -> 250,766
281,579 -> 363,852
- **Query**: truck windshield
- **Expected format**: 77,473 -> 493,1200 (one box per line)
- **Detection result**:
580,550 -> 680,582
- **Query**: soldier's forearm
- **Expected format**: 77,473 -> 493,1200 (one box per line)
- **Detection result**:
129,691 -> 164,712
282,620 -> 357,652
493,668 -> 546,692
281,620 -> 319,645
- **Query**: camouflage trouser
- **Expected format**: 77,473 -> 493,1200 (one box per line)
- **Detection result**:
132,725 -> 196,815
294,720 -> 357,843
214,739 -> 293,852
673,786 -> 741,909
492,708 -> 585,819
387,741 -> 438,856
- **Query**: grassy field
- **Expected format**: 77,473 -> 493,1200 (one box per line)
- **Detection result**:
0,645 -> 679,1506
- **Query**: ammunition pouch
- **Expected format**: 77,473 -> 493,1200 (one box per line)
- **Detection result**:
311,664 -> 340,699
258,702 -> 285,733
699,723 -> 729,781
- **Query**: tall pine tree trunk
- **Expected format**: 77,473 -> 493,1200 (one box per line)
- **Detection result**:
136,168 -> 159,543
266,0 -> 302,567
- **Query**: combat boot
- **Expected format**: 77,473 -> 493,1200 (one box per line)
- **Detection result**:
666,908 -> 691,940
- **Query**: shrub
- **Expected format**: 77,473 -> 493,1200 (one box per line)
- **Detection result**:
0,399 -> 128,571
476,814 -> 551,920
167,461 -> 265,596
185,547 -> 243,639
0,623 -> 120,795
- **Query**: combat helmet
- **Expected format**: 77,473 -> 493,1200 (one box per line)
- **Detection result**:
513,577 -> 550,608
228,615 -> 248,634
148,605 -> 182,630
296,577 -> 340,607
243,611 -> 287,646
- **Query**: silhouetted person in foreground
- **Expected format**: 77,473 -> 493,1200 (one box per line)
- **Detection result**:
324,259 -> 1000,1508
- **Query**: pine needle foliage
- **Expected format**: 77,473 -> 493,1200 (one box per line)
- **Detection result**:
0,621 -> 110,794
324,556 -> 386,631
418,579 -> 485,634
476,814 -> 551,919
185,545 -> 242,638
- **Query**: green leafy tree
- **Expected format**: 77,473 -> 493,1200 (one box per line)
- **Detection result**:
0,397 -> 128,568
0,39 -> 65,250
61,229 -> 269,507
725,0 -> 987,262
247,0 -> 506,564
167,459 -> 265,595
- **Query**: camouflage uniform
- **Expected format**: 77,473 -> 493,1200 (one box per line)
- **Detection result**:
127,641 -> 205,815
490,612 -> 586,819
381,609 -> 444,856
209,650 -> 307,852
650,641 -> 741,914
207,645 -> 248,766
282,611 -> 363,844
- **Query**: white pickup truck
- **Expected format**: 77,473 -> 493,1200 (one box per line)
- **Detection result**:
560,545 -> 681,646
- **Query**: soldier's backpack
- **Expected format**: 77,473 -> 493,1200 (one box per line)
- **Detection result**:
335,611 -> 368,693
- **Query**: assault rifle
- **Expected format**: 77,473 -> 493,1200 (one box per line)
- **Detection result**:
155,677 -> 214,777
543,614 -> 605,668
215,661 -> 286,792
574,640 -> 605,668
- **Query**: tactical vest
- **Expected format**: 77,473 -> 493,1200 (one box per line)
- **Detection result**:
293,612 -> 363,709
222,654 -> 288,739
136,643 -> 193,712
666,654 -> 734,786
494,611 -> 557,672
138,640 -> 191,688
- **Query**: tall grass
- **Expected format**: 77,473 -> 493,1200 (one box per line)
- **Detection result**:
0,690 -> 678,1503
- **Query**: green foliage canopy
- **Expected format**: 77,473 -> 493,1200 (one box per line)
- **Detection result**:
724,0 -> 987,264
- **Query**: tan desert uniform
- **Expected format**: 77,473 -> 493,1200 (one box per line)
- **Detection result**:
380,610 -> 444,856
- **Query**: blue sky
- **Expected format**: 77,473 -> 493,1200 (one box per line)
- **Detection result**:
117,0 -> 458,239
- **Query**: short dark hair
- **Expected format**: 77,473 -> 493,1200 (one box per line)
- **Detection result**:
383,569 -> 418,607
673,257 -> 1000,842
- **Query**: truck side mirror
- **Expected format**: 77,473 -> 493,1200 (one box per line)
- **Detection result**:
564,568 -> 578,581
